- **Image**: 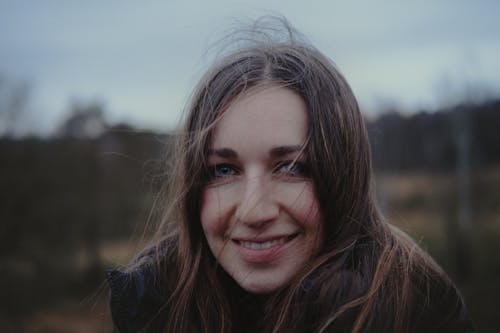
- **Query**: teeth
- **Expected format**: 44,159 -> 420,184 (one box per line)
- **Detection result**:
239,237 -> 287,250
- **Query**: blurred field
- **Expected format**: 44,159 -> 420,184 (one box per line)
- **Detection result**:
378,169 -> 500,333
1,168 -> 496,332
2,102 -> 499,331
1,240 -> 137,333
17,299 -> 113,333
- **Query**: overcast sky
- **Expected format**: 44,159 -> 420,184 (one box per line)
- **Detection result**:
1,0 -> 499,135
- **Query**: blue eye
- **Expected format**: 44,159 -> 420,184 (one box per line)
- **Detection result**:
277,161 -> 308,177
209,164 -> 237,179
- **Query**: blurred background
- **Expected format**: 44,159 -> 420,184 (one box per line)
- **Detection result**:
1,1 -> 499,332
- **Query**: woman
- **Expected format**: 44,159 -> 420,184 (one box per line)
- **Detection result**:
107,18 -> 474,332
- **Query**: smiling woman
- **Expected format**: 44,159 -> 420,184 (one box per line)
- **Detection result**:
106,17 -> 474,333
201,87 -> 323,294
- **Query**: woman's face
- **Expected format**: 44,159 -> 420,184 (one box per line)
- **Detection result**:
200,86 -> 323,294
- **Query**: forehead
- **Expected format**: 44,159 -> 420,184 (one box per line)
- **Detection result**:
211,87 -> 309,149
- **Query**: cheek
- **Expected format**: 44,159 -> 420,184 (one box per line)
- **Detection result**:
200,187 -> 232,236
279,182 -> 322,227
200,189 -> 216,234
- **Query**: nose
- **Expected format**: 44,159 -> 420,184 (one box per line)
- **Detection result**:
235,175 -> 279,228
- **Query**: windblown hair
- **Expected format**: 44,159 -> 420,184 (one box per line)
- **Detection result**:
131,18 -> 468,333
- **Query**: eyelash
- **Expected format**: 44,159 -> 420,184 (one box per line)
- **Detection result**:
207,160 -> 309,182
209,163 -> 238,179
275,160 -> 309,177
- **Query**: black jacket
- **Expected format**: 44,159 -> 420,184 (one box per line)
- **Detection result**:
106,266 -> 475,333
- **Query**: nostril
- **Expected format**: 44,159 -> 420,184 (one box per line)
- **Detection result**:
236,200 -> 279,227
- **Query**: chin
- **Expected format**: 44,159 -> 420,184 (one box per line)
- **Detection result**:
235,274 -> 291,295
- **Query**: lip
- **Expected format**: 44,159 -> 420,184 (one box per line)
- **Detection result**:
232,233 -> 299,263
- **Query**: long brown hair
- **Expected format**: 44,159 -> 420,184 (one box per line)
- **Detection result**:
135,17 -> 466,333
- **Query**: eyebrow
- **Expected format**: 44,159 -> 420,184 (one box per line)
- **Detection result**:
207,148 -> 238,158
207,145 -> 304,159
269,145 -> 304,157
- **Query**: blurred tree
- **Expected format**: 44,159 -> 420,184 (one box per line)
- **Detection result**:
0,74 -> 31,138
445,104 -> 473,283
58,101 -> 109,285
57,101 -> 106,139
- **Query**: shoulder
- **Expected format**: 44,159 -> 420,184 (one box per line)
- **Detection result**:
407,265 -> 475,333
386,227 -> 475,332
106,265 -> 167,332
387,226 -> 475,332
106,240 -> 178,332
302,235 -> 475,332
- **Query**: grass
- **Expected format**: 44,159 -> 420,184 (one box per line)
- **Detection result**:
6,169 -> 499,332
378,170 -> 500,332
